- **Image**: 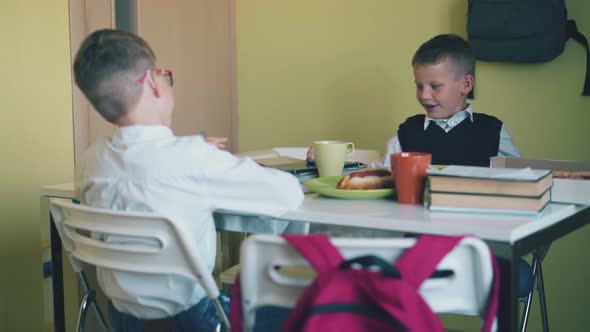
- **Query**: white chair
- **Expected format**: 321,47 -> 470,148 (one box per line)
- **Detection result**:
239,234 -> 496,331
49,198 -> 229,331
346,149 -> 382,165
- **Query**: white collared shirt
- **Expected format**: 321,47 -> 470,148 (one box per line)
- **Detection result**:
75,125 -> 304,319
374,105 -> 520,167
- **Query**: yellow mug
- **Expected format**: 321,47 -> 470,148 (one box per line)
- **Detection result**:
313,140 -> 355,177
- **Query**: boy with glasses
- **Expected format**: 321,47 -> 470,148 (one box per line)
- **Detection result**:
73,29 -> 304,331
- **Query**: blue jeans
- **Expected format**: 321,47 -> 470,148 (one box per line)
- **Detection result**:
108,292 -> 230,332
252,306 -> 291,332
519,258 -> 535,298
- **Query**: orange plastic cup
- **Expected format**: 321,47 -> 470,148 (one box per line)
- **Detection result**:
390,152 -> 432,205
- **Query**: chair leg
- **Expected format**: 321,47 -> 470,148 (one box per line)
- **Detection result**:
77,290 -> 94,332
78,272 -> 112,331
212,296 -> 230,331
91,299 -> 112,331
79,271 -> 90,293
519,256 -> 539,332
536,261 -> 549,332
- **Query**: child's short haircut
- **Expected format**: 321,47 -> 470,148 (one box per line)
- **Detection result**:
73,29 -> 156,123
412,34 -> 475,79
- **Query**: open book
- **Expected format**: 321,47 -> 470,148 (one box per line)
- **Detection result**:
234,149 -> 304,166
236,149 -> 365,176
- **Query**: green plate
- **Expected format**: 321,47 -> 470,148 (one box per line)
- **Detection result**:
304,176 -> 394,199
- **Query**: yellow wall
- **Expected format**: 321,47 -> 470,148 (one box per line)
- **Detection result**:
237,0 -> 590,162
0,1 -> 74,331
237,0 -> 590,330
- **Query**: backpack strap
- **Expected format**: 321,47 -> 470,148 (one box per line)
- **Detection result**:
567,20 -> 590,96
394,235 -> 463,288
395,235 -> 500,332
482,251 -> 500,332
229,273 -> 244,331
283,234 -> 344,273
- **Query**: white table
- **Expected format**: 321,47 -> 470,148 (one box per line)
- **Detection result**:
41,183 -> 590,331
219,195 -> 582,247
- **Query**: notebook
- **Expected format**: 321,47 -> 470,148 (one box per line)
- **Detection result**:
268,161 -> 366,176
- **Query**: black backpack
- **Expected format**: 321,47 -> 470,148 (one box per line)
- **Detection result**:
467,0 -> 590,96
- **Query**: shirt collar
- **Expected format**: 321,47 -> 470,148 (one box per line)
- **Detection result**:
423,104 -> 473,130
110,125 -> 174,146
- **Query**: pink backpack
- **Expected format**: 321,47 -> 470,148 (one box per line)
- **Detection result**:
231,233 -> 499,332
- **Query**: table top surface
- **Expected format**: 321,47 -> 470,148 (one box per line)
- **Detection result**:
282,195 -> 584,243
41,182 -> 588,244
40,182 -> 77,199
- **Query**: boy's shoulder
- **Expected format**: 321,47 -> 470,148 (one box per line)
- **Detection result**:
472,112 -> 503,124
399,112 -> 503,123
81,132 -> 212,164
399,114 -> 426,127
397,112 -> 503,132
402,114 -> 426,122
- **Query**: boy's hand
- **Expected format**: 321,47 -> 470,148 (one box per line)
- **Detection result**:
206,137 -> 228,150
306,147 -> 314,161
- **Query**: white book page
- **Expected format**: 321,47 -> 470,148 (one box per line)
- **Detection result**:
428,165 -> 551,181
234,149 -> 280,160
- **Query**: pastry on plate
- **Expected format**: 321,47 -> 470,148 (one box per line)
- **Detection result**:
337,169 -> 394,190
552,170 -> 590,180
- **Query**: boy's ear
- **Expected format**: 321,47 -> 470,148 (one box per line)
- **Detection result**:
462,74 -> 474,95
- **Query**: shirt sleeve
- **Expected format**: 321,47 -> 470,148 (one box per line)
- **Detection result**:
199,144 -> 304,217
497,124 -> 521,157
371,135 -> 402,168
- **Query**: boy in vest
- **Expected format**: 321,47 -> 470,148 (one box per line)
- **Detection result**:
387,34 -> 534,298
385,34 -> 533,300
306,34 -> 520,166
73,29 -> 304,331
381,33 -> 520,167
306,34 -> 532,299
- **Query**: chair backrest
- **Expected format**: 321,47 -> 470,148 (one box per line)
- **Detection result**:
239,234 -> 494,329
272,147 -> 382,165
49,198 -> 220,300
346,149 -> 381,165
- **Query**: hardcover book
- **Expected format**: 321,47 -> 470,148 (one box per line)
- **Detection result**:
428,165 -> 553,214
430,189 -> 551,215
428,165 -> 552,196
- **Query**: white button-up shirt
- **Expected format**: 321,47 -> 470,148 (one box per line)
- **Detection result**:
374,105 -> 520,167
75,125 -> 304,319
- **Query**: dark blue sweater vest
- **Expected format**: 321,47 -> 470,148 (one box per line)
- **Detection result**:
397,113 -> 502,167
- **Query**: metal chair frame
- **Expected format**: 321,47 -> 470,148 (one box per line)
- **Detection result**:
76,271 -> 111,332
519,246 -> 550,332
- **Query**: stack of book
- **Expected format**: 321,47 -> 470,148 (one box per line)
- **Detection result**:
428,165 -> 553,215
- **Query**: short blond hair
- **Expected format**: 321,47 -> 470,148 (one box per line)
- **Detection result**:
412,34 -> 475,79
73,29 -> 156,123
